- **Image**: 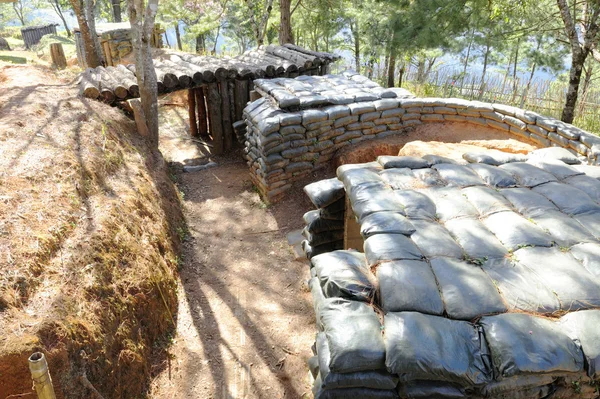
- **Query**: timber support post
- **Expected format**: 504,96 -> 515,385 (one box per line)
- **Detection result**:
50,43 -> 67,69
188,89 -> 198,137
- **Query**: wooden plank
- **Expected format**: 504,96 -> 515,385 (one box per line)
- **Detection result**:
344,196 -> 363,251
234,79 -> 249,122
219,79 -> 233,151
207,82 -> 223,154
187,89 -> 198,137
195,87 -> 208,137
102,40 -> 113,66
50,43 -> 67,69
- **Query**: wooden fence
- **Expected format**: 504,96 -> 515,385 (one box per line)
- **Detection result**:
20,24 -> 58,49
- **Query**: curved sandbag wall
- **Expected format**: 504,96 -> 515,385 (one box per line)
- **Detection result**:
243,74 -> 600,202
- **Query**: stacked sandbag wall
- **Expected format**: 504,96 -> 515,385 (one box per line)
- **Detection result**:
244,93 -> 600,202
100,29 -> 132,62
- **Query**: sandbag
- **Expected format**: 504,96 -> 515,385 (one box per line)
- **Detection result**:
304,178 -> 345,208
412,168 -> 446,187
532,181 -> 600,215
316,332 -> 399,390
378,155 -> 430,169
478,375 -> 555,398
430,257 -> 507,320
574,210 -> 600,240
433,163 -> 485,187
563,174 -> 600,201
323,197 -> 346,214
308,355 -> 320,379
364,233 -> 423,267
310,277 -> 327,329
360,211 -> 416,238
304,210 -> 345,234
303,227 -> 344,246
444,218 -> 508,260
468,163 -> 517,188
312,250 -> 375,302
462,152 -> 528,166
526,159 -> 582,180
409,220 -> 464,259
569,242 -> 600,277
303,240 -> 344,259
461,186 -> 513,216
338,163 -> 383,187
479,313 -> 584,378
500,188 -> 558,218
394,190 -> 437,220
424,187 -> 479,222
483,211 -> 553,251
350,184 -> 406,221
422,154 -> 459,165
397,381 -> 466,398
312,379 -> 399,399
529,210 -> 595,247
377,260 -> 444,315
320,298 -> 386,373
559,310 -> 600,379
498,162 -> 557,187
529,147 -> 580,165
380,168 -> 420,190
385,312 -> 492,386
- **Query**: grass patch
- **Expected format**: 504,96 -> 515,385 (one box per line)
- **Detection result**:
0,54 -> 27,64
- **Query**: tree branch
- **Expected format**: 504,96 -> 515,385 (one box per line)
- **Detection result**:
290,0 -> 301,16
557,0 -> 582,54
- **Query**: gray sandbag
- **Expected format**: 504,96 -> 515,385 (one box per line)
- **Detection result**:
364,233 -> 423,266
479,313 -> 584,378
574,210 -> 600,240
304,178 -> 346,208
308,355 -> 320,379
514,246 -> 600,310
304,210 -> 345,234
412,168 -> 446,187
409,220 -> 464,259
526,159 -> 582,180
533,181 -> 600,215
423,154 -> 461,165
433,163 -> 485,187
350,184 -> 406,221
498,162 -> 557,187
483,211 -> 553,251
320,298 -> 386,373
477,375 -> 555,398
394,190 -> 437,220
468,163 -> 517,188
316,332 -> 399,390
385,312 -> 492,386
312,379 -> 399,399
378,156 -> 429,169
430,257 -> 507,320
529,147 -> 581,165
338,163 -> 383,187
563,174 -> 600,201
444,218 -> 508,260
569,242 -> 600,277
573,164 -> 600,179
380,168 -> 420,190
482,258 -> 560,314
424,187 -> 479,222
312,250 -> 375,302
463,152 -> 528,166
461,186 -> 513,216
310,277 -> 327,329
529,210 -> 595,247
500,188 -> 558,218
397,381 -> 466,398
303,227 -> 344,246
559,310 -> 600,379
377,260 -> 444,315
360,212 -> 416,238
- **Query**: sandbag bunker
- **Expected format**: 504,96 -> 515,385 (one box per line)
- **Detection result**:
302,148 -> 600,398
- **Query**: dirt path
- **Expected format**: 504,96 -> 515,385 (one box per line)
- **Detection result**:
149,150 -> 322,399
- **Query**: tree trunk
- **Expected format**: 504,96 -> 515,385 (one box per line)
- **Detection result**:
69,0 -> 103,67
511,39 -> 520,102
111,0 -> 121,22
562,51 -> 586,123
13,2 -> 25,25
398,61 -> 405,87
387,52 -> 396,88
350,20 -> 360,73
85,0 -> 105,65
479,42 -> 490,96
196,34 -> 205,54
416,58 -> 425,83
278,0 -> 293,44
175,22 -> 182,50
212,25 -> 221,55
367,57 -> 374,79
128,0 -> 159,147
382,54 -> 389,83
461,30 -> 473,90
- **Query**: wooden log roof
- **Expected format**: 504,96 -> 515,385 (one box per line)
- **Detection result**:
79,44 -> 341,104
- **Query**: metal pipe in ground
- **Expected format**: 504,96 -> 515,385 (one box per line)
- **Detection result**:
28,352 -> 57,399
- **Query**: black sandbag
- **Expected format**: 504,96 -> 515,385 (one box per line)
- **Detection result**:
377,260 -> 444,315
385,312 -> 492,386
364,233 -> 423,266
303,227 -> 344,246
533,181 -> 600,215
313,381 -> 399,399
316,332 -> 399,390
515,246 -> 600,310
423,154 -> 459,165
377,155 -> 430,169
483,211 -> 553,251
424,187 -> 479,222
468,163 -> 517,188
430,257 -> 507,320
350,184 -> 406,221
529,210 -> 595,247
482,258 -> 560,314
320,207 -> 345,221
526,159 -> 582,180
338,163 -> 383,187
398,381 -> 466,399
310,277 -> 327,329
304,210 -> 345,234
433,163 -> 485,187
409,220 -> 464,259
304,178 -> 345,208
479,313 -> 584,378
498,162 -> 557,187
478,375 -> 555,398
569,242 -> 600,277
360,211 -> 416,238
444,218 -> 508,260
303,240 -> 344,259
320,298 -> 386,373
380,168 -> 420,190
500,188 -> 558,218
529,147 -> 580,164
559,310 -> 600,379
323,197 -> 346,214
461,186 -> 513,216
312,250 -> 375,302
563,174 -> 600,201
394,190 -> 437,220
